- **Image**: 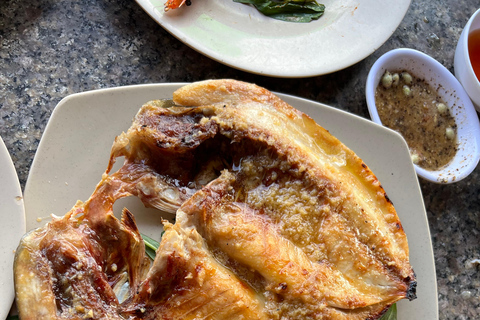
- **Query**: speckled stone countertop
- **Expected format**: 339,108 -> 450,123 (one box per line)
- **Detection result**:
1,0 -> 479,318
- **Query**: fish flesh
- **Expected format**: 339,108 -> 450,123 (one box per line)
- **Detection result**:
14,79 -> 416,320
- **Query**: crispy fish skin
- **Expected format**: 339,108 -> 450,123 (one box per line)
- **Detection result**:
122,220 -> 268,320
14,175 -> 151,320
173,80 -> 414,284
14,79 -> 416,320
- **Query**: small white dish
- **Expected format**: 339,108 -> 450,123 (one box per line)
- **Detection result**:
24,84 -> 437,319
0,137 -> 25,319
366,48 -> 480,184
454,8 -> 480,111
135,0 -> 411,77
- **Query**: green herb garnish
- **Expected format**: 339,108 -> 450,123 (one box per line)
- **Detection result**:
142,234 -> 160,261
379,303 -> 397,320
234,0 -> 325,23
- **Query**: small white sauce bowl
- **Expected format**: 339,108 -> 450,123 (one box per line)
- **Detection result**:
454,8 -> 480,112
366,48 -> 480,184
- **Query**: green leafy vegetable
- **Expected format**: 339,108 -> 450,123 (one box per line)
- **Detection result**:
142,233 -> 160,261
379,303 -> 397,320
233,0 -> 325,23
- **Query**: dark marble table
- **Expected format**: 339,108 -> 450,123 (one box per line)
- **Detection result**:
1,0 -> 479,318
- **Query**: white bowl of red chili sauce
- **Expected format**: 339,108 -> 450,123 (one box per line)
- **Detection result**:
366,48 -> 480,184
454,8 -> 480,112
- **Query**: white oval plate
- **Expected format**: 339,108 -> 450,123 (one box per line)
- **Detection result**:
135,0 -> 411,77
0,137 -> 25,319
24,83 -> 437,319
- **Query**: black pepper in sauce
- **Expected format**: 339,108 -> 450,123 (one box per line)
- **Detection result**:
375,70 -> 457,171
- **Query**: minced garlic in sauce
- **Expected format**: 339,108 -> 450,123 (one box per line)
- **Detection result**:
375,70 -> 457,170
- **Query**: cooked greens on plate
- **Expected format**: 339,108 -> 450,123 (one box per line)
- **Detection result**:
234,0 -> 325,23
164,0 -> 325,23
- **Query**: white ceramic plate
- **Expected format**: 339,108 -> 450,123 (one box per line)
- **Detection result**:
135,0 -> 411,77
24,83 -> 437,319
0,137 -> 25,319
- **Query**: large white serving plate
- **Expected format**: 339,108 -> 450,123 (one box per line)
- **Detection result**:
0,137 -> 25,319
24,83 -> 437,319
135,0 -> 411,77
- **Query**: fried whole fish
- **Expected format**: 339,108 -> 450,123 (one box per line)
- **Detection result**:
14,79 -> 416,320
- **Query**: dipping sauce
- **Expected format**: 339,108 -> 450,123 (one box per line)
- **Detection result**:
468,28 -> 480,81
375,70 -> 458,170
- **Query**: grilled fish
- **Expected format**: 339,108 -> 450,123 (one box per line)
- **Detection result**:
14,79 -> 416,320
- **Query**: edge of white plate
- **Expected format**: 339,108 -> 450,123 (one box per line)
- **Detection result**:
134,0 -> 412,77
0,137 -> 26,319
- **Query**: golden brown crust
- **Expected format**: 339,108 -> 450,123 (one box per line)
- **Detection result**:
174,80 -> 411,274
14,79 -> 415,320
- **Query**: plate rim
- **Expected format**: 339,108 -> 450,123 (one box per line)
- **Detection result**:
0,137 -> 26,319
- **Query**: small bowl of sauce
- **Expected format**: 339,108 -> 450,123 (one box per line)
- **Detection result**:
454,8 -> 480,111
366,48 -> 480,184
